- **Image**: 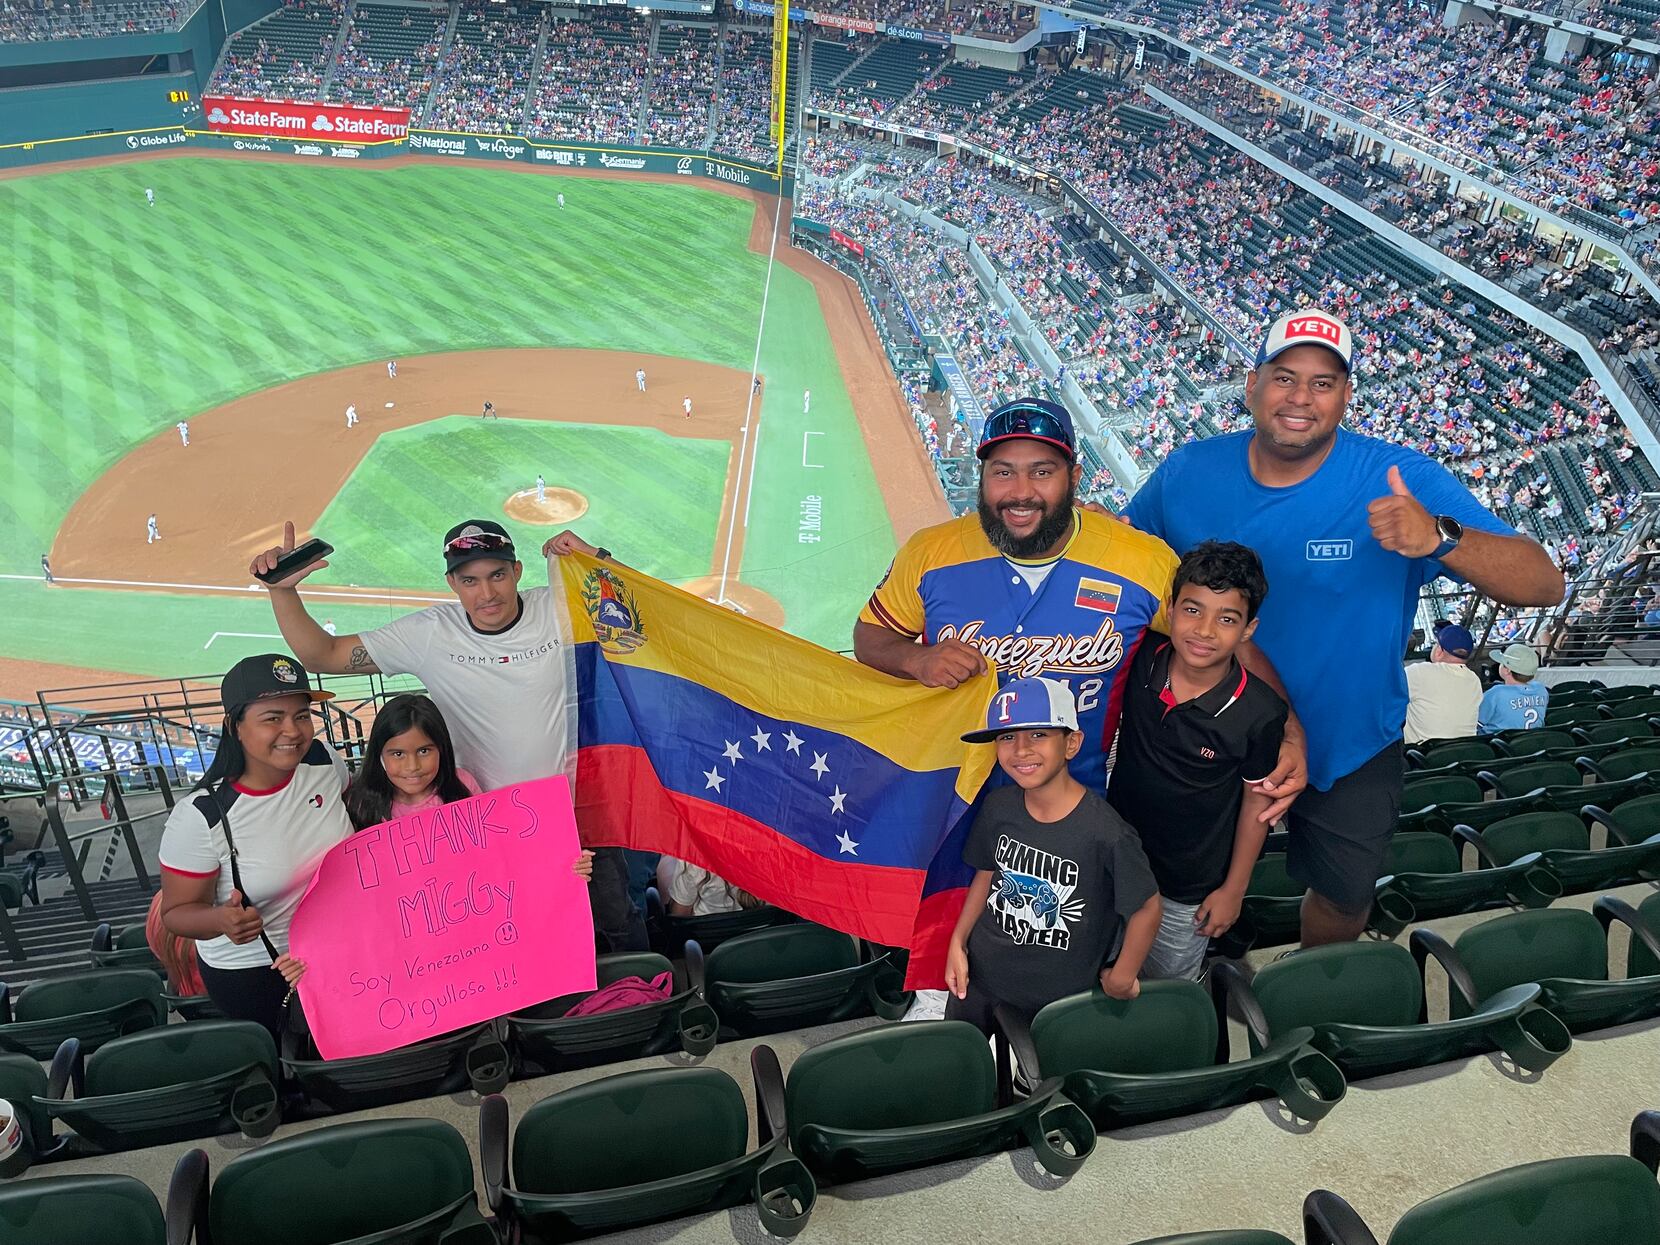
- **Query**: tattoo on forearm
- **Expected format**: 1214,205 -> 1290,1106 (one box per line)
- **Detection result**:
347,645 -> 374,670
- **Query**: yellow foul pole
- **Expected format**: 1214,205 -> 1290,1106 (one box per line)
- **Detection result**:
770,2 -> 789,179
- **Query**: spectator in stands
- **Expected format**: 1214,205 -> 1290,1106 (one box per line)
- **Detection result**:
660,858 -> 762,917
157,654 -> 353,1042
248,518 -> 645,951
945,676 -> 1162,1033
1126,310 -> 1564,948
1477,643 -> 1549,735
1405,623 -> 1481,744
1106,541 -> 1288,982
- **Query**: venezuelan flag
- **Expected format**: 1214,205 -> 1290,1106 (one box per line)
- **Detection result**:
557,554 -> 997,955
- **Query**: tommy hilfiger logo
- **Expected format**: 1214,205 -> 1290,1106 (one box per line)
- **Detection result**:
310,794 -> 324,808
1306,539 -> 1353,561
447,642 -> 560,666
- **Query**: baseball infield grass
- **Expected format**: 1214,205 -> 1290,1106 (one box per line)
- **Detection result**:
312,418 -> 728,590
0,157 -> 896,681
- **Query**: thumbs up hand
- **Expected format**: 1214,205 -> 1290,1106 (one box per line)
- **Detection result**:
1367,466 -> 1440,558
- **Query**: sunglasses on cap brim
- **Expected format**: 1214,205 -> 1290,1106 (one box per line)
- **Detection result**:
979,404 -> 1074,456
444,532 -> 513,555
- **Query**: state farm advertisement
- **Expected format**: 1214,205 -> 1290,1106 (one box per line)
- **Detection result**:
202,96 -> 411,142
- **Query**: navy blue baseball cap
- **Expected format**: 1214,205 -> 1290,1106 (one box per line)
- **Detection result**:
1437,625 -> 1475,659
962,676 -> 1080,742
977,398 -> 1076,462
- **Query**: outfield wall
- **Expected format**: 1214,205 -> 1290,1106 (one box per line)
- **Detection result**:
0,122 -> 794,195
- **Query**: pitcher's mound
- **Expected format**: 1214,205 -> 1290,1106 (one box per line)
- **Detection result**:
505,487 -> 589,525
678,576 -> 786,628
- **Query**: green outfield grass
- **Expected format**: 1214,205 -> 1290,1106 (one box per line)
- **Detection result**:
312,418 -> 728,589
0,157 -> 897,682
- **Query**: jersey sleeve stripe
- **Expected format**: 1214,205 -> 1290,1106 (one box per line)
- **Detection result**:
865,595 -> 921,638
161,863 -> 219,878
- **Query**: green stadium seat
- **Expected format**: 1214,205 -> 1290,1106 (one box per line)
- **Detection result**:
1215,852 -> 1304,955
993,980 -> 1344,1129
754,1020 -> 1095,1185
1546,703 -> 1607,727
1369,832 -> 1558,939
703,924 -> 909,1037
645,886 -> 800,956
1603,695 -> 1660,719
1211,942 -> 1570,1081
1594,684 -> 1650,702
1400,791 -> 1550,837
1548,687 -> 1607,708
42,1020 -> 279,1153
282,1020 -> 508,1115
1476,759 -> 1581,800
1304,1112 -> 1660,1244
1412,905 -> 1660,1035
168,1118 -> 494,1245
164,991 -> 223,1022
481,1068 -> 814,1240
1581,746 -> 1660,783
0,1051 -> 60,1174
1458,810 -> 1660,895
1583,791 -> 1660,846
0,969 -> 164,1059
1573,716 -> 1655,745
87,922 -> 164,975
506,948 -> 717,1076
1401,774 -> 1483,813
1492,727 -> 1579,756
1406,739 -> 1497,769
0,1173 -> 166,1245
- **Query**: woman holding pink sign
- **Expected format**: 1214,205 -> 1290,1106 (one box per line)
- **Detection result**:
157,654 -> 355,1043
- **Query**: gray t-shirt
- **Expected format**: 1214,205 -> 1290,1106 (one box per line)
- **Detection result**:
361,586 -> 573,791
965,786 -> 1159,1012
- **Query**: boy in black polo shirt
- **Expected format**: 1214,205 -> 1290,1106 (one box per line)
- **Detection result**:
944,676 -> 1162,1034
1107,541 -> 1287,981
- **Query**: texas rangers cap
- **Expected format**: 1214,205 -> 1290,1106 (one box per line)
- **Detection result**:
962,676 -> 1080,742
1496,642 -> 1540,677
221,653 -> 333,718
1256,309 -> 1354,373
977,398 -> 1076,462
443,520 -> 517,572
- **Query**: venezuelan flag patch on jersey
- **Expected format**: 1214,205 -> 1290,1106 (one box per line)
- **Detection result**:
1074,577 -> 1122,614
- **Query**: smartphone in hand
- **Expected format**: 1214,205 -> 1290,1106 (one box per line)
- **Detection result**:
254,538 -> 334,585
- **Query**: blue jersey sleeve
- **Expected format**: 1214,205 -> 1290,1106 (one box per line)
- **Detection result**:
1124,461 -> 1168,542
1396,454 -> 1517,586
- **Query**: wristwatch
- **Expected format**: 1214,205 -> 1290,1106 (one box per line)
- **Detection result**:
1430,515 -> 1463,560
595,546 -> 612,562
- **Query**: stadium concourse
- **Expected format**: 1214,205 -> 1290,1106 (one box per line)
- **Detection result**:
7,1 -> 1660,1242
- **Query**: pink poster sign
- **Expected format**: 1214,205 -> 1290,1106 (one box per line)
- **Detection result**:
289,774 -> 597,1059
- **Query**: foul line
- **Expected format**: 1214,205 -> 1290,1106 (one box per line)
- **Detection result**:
204,631 -> 282,650
0,572 -> 447,604
802,431 -> 824,469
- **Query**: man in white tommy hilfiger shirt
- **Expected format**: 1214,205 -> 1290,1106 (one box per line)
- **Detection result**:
249,517 -> 646,950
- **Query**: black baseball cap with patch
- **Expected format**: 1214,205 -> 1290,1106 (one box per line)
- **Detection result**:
221,654 -> 333,718
443,520 -> 517,573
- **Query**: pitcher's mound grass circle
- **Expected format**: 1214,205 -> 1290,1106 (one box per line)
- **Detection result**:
505,488 -> 589,525
678,576 -> 786,629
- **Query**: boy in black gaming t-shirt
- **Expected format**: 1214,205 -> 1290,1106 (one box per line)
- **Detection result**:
944,676 -> 1162,1034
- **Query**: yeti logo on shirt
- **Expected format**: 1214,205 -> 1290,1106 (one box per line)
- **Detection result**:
988,836 -> 1086,948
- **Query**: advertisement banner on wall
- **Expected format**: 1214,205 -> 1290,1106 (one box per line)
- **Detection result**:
202,96 -> 411,142
829,227 -> 865,258
884,23 -> 953,45
814,12 -> 877,33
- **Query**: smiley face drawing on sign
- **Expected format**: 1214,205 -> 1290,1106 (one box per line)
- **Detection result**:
496,921 -> 520,946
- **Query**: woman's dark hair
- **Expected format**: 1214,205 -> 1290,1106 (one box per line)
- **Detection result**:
1171,540 -> 1270,621
194,708 -> 248,792
345,694 -> 472,830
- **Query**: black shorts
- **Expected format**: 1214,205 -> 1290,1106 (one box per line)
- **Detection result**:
1285,741 -> 1405,915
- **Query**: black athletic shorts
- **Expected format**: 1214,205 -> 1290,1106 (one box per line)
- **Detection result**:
1285,741 -> 1405,915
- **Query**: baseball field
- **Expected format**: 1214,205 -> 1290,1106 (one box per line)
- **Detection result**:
0,153 -> 947,703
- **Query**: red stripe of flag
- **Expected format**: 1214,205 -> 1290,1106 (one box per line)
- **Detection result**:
576,744 -> 924,947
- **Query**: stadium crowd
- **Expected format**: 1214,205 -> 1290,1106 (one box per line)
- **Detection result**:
0,0 -> 177,39
524,12 -> 645,143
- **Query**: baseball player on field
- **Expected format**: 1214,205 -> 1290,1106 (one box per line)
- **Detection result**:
536,474 -> 546,504
145,187 -> 155,206
482,401 -> 497,420
635,368 -> 647,393
803,389 -> 811,415
146,514 -> 160,544
682,396 -> 692,419
558,193 -> 566,209
346,404 -> 358,428
177,420 -> 190,447
387,359 -> 397,379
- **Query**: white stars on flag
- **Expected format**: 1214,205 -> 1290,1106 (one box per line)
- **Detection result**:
835,828 -> 859,856
751,728 -> 772,752
722,740 -> 743,763
783,729 -> 804,754
703,767 -> 725,793
829,786 -> 847,814
809,752 -> 830,780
